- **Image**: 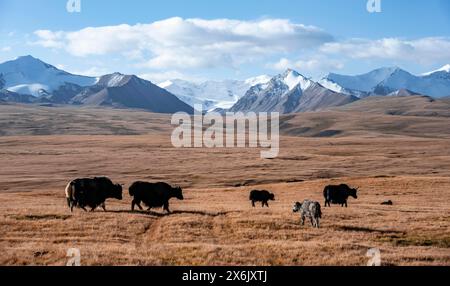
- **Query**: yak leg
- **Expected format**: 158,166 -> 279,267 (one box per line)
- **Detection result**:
345,201 -> 348,208
310,217 -> 314,226
67,199 -> 74,213
265,201 -> 269,208
81,206 -> 88,212
300,215 -> 305,225
101,202 -> 106,212
163,202 -> 171,213
131,199 -> 142,211
316,218 -> 320,228
251,200 -> 255,207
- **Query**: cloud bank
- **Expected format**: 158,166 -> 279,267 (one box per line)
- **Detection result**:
32,17 -> 333,70
320,37 -> 450,64
30,17 -> 450,79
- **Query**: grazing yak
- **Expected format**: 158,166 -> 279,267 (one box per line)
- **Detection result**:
323,184 -> 358,207
249,190 -> 275,207
129,182 -> 184,213
293,200 -> 322,228
381,200 -> 393,205
65,177 -> 123,212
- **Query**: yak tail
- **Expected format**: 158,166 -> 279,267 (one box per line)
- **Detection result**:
65,181 -> 75,208
66,197 -> 72,208
317,203 -> 322,218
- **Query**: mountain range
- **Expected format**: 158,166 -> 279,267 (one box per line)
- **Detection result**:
1,55 -> 450,114
320,66 -> 450,98
0,56 -> 193,114
230,69 -> 358,113
0,55 -> 96,96
158,75 -> 271,111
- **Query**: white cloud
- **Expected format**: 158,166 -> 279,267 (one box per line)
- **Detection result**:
270,58 -> 291,71
320,37 -> 450,64
68,66 -> 111,77
1,46 -> 11,52
33,30 -> 65,48
269,57 -> 344,74
31,17 -> 333,69
139,70 -> 206,84
269,37 -> 450,76
28,17 -> 450,79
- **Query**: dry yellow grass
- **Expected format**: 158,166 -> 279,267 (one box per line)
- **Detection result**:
0,102 -> 449,265
0,176 -> 449,266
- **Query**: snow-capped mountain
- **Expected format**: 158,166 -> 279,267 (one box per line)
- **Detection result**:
2,55 -> 450,114
0,56 -> 193,113
244,75 -> 273,88
158,75 -> 271,111
323,67 -> 398,94
322,65 -> 450,98
0,55 -> 97,96
230,69 -> 357,114
0,89 -> 35,103
70,73 -> 194,114
422,64 -> 450,76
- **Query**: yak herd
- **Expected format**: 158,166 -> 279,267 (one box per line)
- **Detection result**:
65,177 -> 359,228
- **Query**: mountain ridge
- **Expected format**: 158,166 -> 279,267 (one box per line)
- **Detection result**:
0,55 -> 97,96
322,65 -> 450,98
69,73 -> 194,114
0,57 -> 193,114
229,69 -> 358,114
158,75 -> 272,111
1,55 -> 450,114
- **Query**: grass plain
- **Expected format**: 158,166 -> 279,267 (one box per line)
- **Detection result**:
0,96 -> 449,265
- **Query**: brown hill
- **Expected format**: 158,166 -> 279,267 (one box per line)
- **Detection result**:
70,73 -> 194,114
336,95 -> 450,117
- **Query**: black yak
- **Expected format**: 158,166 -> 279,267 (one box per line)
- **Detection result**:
249,190 -> 275,208
129,182 -> 184,213
323,184 -> 358,207
65,177 -> 123,212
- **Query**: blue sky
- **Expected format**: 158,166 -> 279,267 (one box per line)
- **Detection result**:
1,0 -> 450,82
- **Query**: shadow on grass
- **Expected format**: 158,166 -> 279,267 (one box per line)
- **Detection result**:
335,225 -> 404,234
107,209 -> 232,217
11,214 -> 71,221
